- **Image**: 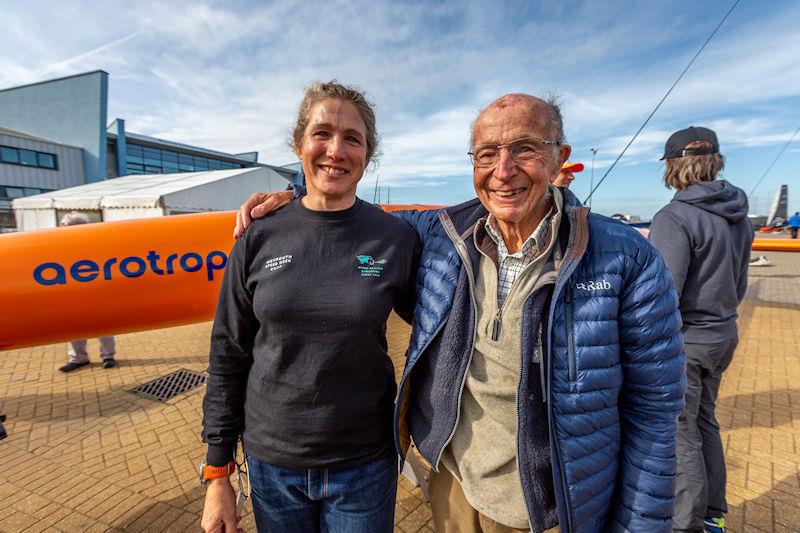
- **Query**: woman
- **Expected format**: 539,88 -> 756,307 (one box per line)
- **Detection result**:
201,81 -> 419,533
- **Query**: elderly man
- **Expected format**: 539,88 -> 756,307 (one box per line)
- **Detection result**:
234,93 -> 685,532
552,160 -> 583,188
649,127 -> 752,533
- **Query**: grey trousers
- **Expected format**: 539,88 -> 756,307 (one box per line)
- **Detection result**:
672,338 -> 737,532
67,337 -> 116,364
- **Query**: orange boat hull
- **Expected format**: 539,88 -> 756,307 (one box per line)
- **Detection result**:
2,207 -> 794,351
0,212 -> 235,351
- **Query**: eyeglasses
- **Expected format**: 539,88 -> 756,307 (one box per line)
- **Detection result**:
468,137 -> 560,168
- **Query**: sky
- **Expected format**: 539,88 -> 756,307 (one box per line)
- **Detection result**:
1,0 -> 798,218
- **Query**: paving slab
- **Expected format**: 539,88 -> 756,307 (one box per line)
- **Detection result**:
1,250 -> 798,532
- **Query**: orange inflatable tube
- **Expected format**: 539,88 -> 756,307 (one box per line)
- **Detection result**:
0,212 -> 235,351
1,208 -> 791,351
0,206 -> 444,351
751,239 -> 800,252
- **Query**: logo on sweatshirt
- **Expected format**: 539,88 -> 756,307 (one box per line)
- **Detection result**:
356,255 -> 387,278
575,279 -> 612,291
264,254 -> 292,272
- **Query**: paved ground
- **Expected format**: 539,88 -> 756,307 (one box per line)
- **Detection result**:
1,250 -> 798,532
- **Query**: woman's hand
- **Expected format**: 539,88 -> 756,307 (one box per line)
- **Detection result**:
233,190 -> 294,238
201,478 -> 243,533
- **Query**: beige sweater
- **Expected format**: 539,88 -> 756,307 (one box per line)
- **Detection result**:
441,193 -> 563,528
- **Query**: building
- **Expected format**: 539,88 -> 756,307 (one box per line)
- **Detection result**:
0,70 -> 301,231
0,126 -> 84,229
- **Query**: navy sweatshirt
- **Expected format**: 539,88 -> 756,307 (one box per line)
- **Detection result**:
202,198 -> 420,468
649,180 -> 753,343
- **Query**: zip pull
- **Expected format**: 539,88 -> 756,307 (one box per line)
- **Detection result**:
564,282 -> 572,303
537,322 -> 547,403
491,309 -> 502,341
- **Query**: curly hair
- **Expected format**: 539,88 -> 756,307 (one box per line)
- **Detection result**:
291,80 -> 380,165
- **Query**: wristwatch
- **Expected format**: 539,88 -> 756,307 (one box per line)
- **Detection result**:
199,460 -> 236,485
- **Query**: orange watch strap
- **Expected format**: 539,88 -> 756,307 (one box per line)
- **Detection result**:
203,461 -> 236,480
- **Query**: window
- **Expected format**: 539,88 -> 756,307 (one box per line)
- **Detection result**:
178,154 -> 194,171
1,186 -> 53,199
0,209 -> 15,230
0,145 -> 59,170
5,187 -> 24,198
126,144 -> 143,156
1,146 -> 19,163
19,149 -> 38,166
37,153 -> 55,169
119,143 -> 248,175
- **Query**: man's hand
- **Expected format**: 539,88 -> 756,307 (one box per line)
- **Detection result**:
233,190 -> 294,238
201,478 -> 243,533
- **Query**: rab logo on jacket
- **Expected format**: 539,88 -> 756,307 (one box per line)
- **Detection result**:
576,279 -> 612,291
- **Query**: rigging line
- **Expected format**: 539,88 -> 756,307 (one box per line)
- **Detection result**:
583,0 -> 741,204
748,125 -> 800,196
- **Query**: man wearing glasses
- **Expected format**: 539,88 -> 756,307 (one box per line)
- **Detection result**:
234,93 -> 685,532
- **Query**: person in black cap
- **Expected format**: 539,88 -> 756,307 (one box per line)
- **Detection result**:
649,126 -> 753,533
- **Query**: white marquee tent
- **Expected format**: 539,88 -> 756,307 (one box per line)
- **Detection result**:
13,167 -> 291,230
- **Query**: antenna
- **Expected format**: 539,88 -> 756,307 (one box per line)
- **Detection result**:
589,148 -> 598,209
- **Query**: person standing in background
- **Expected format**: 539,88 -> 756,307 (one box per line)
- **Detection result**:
57,211 -> 117,373
551,160 -> 583,188
649,126 -> 753,533
787,211 -> 800,239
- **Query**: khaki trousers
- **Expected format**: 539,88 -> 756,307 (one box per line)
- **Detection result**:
67,337 -> 116,364
428,467 -> 559,533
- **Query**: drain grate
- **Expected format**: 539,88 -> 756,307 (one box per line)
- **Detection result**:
130,369 -> 207,402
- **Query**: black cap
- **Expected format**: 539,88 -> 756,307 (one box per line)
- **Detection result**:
661,126 -> 719,160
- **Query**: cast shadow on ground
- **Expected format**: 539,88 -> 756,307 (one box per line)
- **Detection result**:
0,381 -> 207,423
725,472 -> 800,532
716,388 -> 800,431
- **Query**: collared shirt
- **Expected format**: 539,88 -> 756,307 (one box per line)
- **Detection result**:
484,208 -> 554,308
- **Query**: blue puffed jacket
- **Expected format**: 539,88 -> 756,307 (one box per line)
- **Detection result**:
393,189 -> 686,533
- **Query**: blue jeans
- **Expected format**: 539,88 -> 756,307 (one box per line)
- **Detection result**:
247,454 -> 397,533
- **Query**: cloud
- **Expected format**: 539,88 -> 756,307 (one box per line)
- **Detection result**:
0,0 -> 798,212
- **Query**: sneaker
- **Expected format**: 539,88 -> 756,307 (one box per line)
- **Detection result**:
703,516 -> 726,533
59,361 -> 90,373
749,255 -> 772,267
102,360 -> 117,369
